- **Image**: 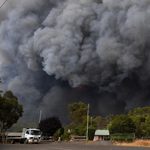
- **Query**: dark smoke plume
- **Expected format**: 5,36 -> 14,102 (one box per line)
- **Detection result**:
0,0 -> 150,124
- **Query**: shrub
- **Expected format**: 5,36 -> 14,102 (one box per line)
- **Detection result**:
54,129 -> 60,140
88,128 -> 95,140
126,137 -> 133,142
112,137 -> 119,141
111,136 -> 133,143
73,127 -> 80,135
104,137 -> 110,141
118,137 -> 126,142
61,132 -> 71,141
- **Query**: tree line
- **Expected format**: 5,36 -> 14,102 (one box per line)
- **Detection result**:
1,93 -> 150,142
38,101 -> 150,141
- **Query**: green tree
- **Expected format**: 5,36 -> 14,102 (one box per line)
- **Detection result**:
108,115 -> 136,134
74,116 -> 97,136
134,107 -> 150,117
128,107 -> 150,138
143,116 -> 150,137
60,127 -> 64,135
94,116 -> 108,129
129,114 -> 145,138
38,116 -> 62,136
8,120 -> 38,132
0,91 -> 23,142
68,101 -> 89,128
106,114 -> 115,123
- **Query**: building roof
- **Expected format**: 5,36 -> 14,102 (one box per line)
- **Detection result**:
94,130 -> 110,136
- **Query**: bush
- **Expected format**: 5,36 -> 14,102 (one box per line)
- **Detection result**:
111,137 -> 119,141
54,130 -> 60,140
126,137 -> 133,142
118,137 -> 126,142
88,128 -> 95,140
61,132 -> 71,141
111,136 -> 133,142
104,137 -> 110,141
73,127 -> 80,135
109,115 -> 136,134
104,138 -> 110,141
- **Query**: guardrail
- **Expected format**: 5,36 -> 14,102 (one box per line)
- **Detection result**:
71,136 -> 86,141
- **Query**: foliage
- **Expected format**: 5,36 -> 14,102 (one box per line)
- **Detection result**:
105,114 -> 115,123
128,106 -> 150,138
88,127 -> 95,140
104,137 -> 110,140
61,132 -> 71,141
107,122 -> 112,130
110,133 -> 135,138
67,102 -> 150,140
118,137 -> 126,142
134,107 -> 150,116
111,136 -> 133,142
94,116 -> 107,129
126,137 -> 134,142
8,120 -> 38,132
73,127 -> 80,135
60,127 -> 64,135
108,114 -> 136,134
0,91 -> 23,142
72,116 -> 97,136
54,126 -> 71,141
54,129 -> 60,140
38,116 -> 62,136
68,101 -> 88,128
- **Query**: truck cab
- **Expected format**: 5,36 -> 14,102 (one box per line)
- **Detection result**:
23,128 -> 41,144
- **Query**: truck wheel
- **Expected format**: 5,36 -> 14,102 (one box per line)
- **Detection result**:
20,141 -> 24,144
25,139 -> 28,144
11,140 -> 15,144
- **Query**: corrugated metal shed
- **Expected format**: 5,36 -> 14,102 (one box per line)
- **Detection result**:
94,130 -> 110,136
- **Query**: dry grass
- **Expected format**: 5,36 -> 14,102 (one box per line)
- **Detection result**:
114,140 -> 150,147
86,140 -> 93,144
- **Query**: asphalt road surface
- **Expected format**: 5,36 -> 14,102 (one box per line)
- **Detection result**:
0,141 -> 150,150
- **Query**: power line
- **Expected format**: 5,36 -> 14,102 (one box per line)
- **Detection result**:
0,0 -> 7,8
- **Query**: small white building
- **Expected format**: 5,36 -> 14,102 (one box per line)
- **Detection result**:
93,130 -> 110,141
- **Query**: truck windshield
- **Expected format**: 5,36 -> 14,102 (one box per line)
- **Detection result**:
31,130 -> 41,135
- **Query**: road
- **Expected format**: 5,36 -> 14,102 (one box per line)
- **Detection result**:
0,141 -> 150,150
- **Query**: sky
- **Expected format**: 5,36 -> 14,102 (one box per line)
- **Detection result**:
0,0 -> 150,124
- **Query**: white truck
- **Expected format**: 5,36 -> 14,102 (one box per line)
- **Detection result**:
7,128 -> 41,144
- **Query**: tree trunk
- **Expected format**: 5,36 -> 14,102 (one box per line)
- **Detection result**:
0,121 -> 3,142
3,128 -> 6,143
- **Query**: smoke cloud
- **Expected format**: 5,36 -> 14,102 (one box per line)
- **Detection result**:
0,0 -> 150,124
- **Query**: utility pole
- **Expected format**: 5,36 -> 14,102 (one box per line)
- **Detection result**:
39,110 -> 42,124
86,104 -> 89,142
91,117 -> 92,127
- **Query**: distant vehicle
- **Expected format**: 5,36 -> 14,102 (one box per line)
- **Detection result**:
41,134 -> 55,141
7,128 -> 41,144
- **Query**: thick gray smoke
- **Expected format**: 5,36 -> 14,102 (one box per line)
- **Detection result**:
0,0 -> 150,124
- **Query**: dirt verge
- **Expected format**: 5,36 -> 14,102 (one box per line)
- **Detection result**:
114,140 -> 150,147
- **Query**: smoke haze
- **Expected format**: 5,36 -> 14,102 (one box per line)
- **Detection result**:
0,0 -> 150,124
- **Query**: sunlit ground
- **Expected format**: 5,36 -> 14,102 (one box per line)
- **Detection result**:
114,140 -> 150,147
